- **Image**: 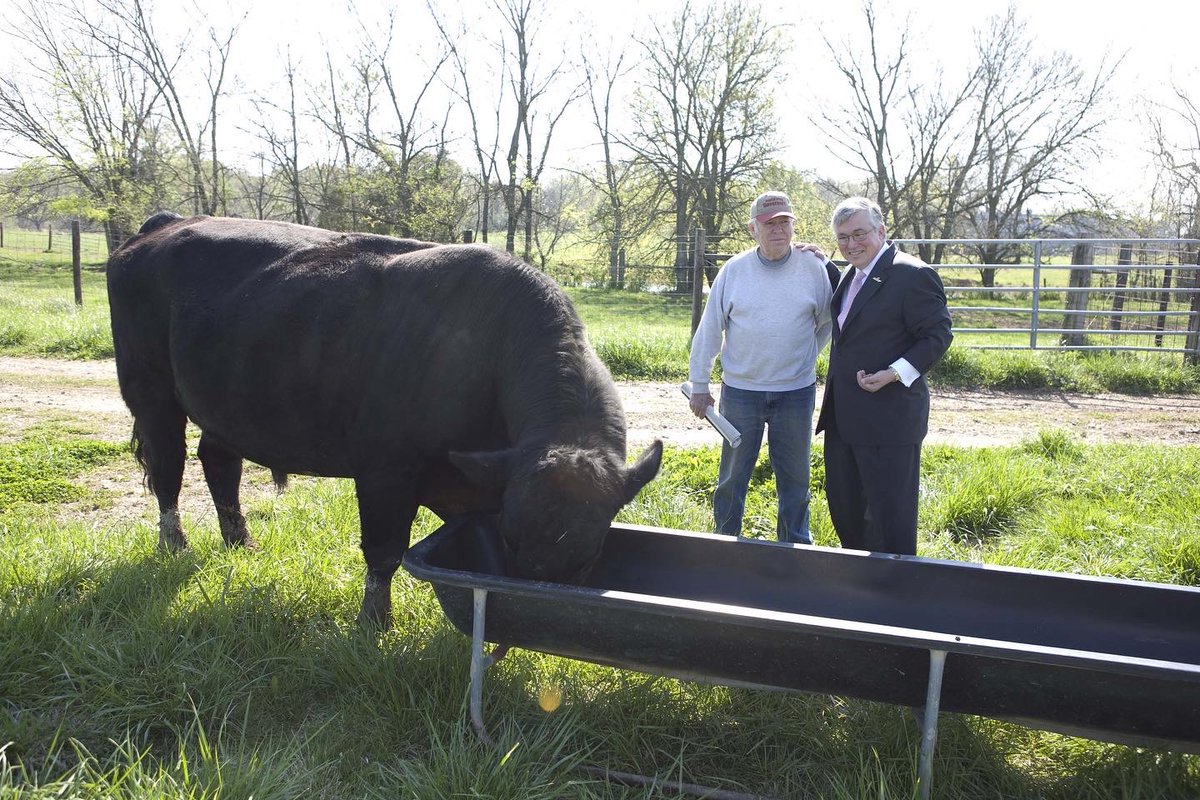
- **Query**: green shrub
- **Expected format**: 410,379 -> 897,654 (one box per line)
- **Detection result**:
924,450 -> 1045,542
1020,429 -> 1084,461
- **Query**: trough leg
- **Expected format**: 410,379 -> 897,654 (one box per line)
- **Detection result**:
917,649 -> 947,800
470,588 -> 495,746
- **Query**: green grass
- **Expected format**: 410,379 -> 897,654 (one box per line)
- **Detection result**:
2,425 -> 1198,798
0,262 -> 113,359
0,423 -> 126,512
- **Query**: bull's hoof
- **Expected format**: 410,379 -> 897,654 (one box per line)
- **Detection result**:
356,596 -> 392,630
356,607 -> 392,630
158,509 -> 187,552
158,532 -> 188,552
223,530 -> 259,550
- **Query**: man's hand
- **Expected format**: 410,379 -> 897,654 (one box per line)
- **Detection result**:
689,391 -> 715,419
793,241 -> 828,262
856,368 -> 899,393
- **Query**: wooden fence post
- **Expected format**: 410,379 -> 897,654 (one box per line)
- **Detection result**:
0,222 -> 4,248
690,229 -> 705,336
1155,267 -> 1174,348
1060,243 -> 1093,347
46,224 -> 53,253
1109,243 -> 1132,330
72,221 -> 83,306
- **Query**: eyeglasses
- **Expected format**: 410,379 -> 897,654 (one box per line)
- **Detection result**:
836,229 -> 877,245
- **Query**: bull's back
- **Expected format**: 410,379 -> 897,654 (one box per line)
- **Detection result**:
108,217 -> 565,477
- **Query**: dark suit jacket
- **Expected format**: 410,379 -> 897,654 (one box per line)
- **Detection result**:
815,243 -> 953,446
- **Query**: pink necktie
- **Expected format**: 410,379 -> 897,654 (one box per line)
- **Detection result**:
837,269 -> 866,330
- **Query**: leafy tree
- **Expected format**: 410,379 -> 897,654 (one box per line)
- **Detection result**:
0,159 -> 73,229
0,0 -> 166,248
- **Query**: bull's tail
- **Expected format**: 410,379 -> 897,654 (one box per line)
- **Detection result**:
130,423 -> 154,493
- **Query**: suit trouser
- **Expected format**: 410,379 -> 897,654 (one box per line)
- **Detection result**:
823,424 -> 922,556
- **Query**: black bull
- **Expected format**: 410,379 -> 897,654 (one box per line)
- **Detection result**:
107,214 -> 662,626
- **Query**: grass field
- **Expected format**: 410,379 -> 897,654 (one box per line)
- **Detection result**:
1,417 -> 1198,798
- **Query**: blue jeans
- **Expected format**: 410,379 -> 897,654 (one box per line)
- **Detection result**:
713,383 -> 816,544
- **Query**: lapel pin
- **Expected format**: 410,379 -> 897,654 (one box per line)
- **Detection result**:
871,276 -> 882,283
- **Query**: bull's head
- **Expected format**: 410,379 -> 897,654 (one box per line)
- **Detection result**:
449,440 -> 662,582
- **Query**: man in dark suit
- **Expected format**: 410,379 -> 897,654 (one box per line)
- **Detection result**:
814,197 -> 953,556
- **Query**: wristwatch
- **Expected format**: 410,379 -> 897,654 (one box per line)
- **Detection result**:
889,366 -> 902,383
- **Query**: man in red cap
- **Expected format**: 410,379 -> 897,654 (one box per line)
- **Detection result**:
687,191 -> 834,544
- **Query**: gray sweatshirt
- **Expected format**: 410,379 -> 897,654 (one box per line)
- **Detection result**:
688,247 -> 833,394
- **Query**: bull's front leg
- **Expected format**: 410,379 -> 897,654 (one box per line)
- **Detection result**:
354,476 -> 418,628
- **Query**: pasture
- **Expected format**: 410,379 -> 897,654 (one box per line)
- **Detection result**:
1,255 -> 1198,797
2,405 -> 1199,797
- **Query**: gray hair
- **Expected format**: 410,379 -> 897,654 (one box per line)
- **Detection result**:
831,197 -> 885,231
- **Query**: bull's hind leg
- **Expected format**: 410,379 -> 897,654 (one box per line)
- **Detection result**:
197,433 -> 257,548
130,400 -> 189,551
354,477 -> 418,628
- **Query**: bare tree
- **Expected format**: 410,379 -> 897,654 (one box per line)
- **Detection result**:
488,0 -> 583,260
429,5 -> 503,243
228,154 -> 281,220
823,1 -> 1116,276
248,52 -> 311,224
578,47 -> 664,282
0,0 -> 163,248
821,0 -> 984,263
1150,80 -> 1200,239
819,0 -> 912,226
306,8 -> 460,238
964,7 -> 1116,284
88,0 -> 242,216
627,0 -> 783,283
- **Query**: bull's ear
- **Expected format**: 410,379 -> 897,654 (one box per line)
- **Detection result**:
621,440 -> 663,503
449,448 -> 516,490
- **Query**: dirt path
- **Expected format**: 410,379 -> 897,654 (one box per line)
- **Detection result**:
5,356 -> 1200,451
4,355 -> 1198,532
622,380 -> 1200,450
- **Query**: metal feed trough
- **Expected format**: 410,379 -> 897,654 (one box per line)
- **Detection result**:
402,515 -> 1200,799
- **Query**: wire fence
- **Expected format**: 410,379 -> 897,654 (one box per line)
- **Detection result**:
4,221 -> 1197,360
547,234 -> 1200,362
901,239 -> 1200,357
0,222 -> 110,260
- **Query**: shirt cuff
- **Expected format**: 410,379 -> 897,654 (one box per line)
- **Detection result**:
890,358 -> 919,387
